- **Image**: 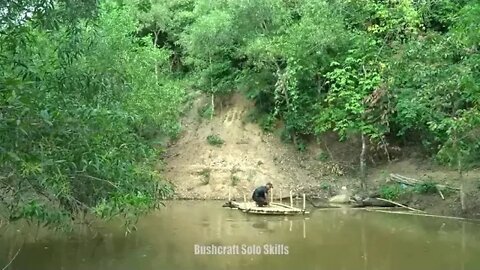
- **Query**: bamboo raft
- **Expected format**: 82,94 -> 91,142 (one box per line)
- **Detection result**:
227,201 -> 310,215
225,190 -> 310,215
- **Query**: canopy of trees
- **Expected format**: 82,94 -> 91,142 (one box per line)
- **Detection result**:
1,0 -> 479,227
1,0 -> 185,229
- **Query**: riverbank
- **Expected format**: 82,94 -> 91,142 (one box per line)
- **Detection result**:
163,93 -> 480,220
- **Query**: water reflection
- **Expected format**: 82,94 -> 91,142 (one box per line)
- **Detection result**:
1,201 -> 480,270
251,220 -> 268,230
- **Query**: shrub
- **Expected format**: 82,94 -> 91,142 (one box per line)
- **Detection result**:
207,135 -> 224,146
413,182 -> 438,194
231,175 -> 240,186
198,105 -> 214,119
379,184 -> 404,200
198,168 -> 211,185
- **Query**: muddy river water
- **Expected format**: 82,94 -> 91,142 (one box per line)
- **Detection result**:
1,201 -> 480,270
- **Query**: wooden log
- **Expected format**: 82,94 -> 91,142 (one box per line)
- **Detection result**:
376,198 -> 424,212
389,173 -> 460,191
360,198 -> 396,207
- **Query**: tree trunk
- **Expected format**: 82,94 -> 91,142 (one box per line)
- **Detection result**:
360,133 -> 367,190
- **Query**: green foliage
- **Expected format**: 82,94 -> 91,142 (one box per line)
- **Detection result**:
198,168 -> 211,185
246,110 -> 276,132
296,138 -> 307,152
198,104 -> 214,119
230,175 -> 240,186
379,184 -> 404,200
206,134 -> 224,146
319,182 -> 331,191
3,0 -> 480,228
316,153 -> 329,162
413,182 -> 438,194
0,0 -> 184,229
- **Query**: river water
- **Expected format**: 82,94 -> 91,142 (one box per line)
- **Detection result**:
1,201 -> 480,270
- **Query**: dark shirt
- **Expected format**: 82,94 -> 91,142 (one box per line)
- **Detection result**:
252,186 -> 268,199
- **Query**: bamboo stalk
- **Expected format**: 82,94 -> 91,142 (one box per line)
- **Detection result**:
290,191 -> 293,207
376,198 -> 424,212
302,194 -> 306,210
438,189 -> 445,200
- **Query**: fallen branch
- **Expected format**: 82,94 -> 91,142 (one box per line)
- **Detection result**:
376,198 -> 425,212
2,245 -> 22,270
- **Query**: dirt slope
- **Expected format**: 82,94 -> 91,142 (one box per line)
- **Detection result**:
163,92 -> 480,218
163,93 -> 343,200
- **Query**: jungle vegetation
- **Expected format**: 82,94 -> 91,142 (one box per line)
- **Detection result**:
1,0 -> 479,228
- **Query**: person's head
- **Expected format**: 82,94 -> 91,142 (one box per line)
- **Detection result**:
266,182 -> 273,190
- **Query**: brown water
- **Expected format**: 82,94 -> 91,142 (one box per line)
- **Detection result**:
1,201 -> 480,270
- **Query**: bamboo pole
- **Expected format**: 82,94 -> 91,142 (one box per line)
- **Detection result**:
376,198 -> 424,212
438,189 -> 445,200
302,194 -> 306,210
290,191 -> 293,207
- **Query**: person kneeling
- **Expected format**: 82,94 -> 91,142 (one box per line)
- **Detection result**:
252,182 -> 273,207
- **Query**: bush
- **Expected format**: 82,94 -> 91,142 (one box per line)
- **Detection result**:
198,168 -> 211,185
231,175 -> 240,186
259,114 -> 276,132
207,135 -> 224,146
413,182 -> 438,194
198,105 -> 214,119
379,184 -> 404,200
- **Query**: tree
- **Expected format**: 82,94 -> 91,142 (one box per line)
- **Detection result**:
0,0 -> 184,230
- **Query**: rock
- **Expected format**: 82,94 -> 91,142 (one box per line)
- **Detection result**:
352,194 -> 363,202
328,194 -> 351,204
